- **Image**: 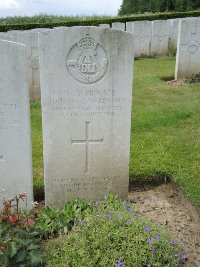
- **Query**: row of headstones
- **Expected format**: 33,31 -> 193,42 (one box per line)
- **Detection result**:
0,17 -> 199,102
0,27 -> 134,208
101,18 -> 200,79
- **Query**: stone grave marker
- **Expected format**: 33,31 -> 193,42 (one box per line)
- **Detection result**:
112,22 -> 125,31
175,18 -> 200,80
99,24 -> 110,28
169,18 -> 180,50
7,29 -> 47,101
126,21 -> 152,57
0,40 -> 33,208
39,27 -> 134,207
151,20 -> 171,56
0,33 -> 14,41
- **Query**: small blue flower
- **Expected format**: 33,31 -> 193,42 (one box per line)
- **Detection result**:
144,226 -> 150,232
99,213 -> 103,218
117,259 -> 123,267
155,233 -> 160,239
127,219 -> 132,225
170,239 -> 177,245
147,264 -> 151,267
118,214 -> 123,220
148,237 -> 153,245
107,213 -> 112,220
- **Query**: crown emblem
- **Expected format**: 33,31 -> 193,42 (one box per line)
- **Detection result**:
78,34 -> 97,51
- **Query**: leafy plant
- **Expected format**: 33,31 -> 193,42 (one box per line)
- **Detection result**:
35,198 -> 93,238
186,72 -> 200,83
0,192 -> 43,267
44,194 -> 187,267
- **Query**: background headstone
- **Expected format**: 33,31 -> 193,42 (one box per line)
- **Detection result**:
7,29 -> 47,101
175,18 -> 200,79
126,21 -> 152,57
39,27 -> 134,207
99,24 -> 110,28
0,33 -> 14,41
0,40 -> 33,208
169,18 -> 181,50
151,20 -> 171,56
112,22 -> 125,31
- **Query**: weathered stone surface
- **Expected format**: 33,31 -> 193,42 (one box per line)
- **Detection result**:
99,24 -> 110,28
39,27 -> 134,207
0,40 -> 33,208
7,29 -> 47,101
151,20 -> 171,56
175,18 -> 200,79
126,21 -> 152,57
169,18 -> 180,50
0,33 -> 14,41
112,22 -> 125,31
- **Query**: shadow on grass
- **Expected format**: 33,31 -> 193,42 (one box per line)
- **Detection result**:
160,75 -> 174,82
129,172 -> 172,191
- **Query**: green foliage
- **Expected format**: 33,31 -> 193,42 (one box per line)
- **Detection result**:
186,72 -> 200,83
0,194 -> 43,267
1,10 -> 200,32
35,199 -> 93,238
130,57 -> 200,208
44,194 -> 185,267
118,0 -> 200,15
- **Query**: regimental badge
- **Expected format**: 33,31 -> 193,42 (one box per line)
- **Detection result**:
66,34 -> 108,84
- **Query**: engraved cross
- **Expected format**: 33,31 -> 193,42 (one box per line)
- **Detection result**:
71,122 -> 104,173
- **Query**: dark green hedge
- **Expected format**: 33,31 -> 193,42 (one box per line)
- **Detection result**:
0,10 -> 200,32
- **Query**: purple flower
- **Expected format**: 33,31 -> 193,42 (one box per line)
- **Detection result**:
117,259 -> 123,267
127,219 -> 132,225
107,213 -> 112,220
170,239 -> 177,245
99,213 -> 103,218
155,233 -> 160,239
147,264 -> 151,267
148,237 -> 153,245
118,214 -> 123,220
144,226 -> 150,232
94,200 -> 99,206
151,247 -> 156,254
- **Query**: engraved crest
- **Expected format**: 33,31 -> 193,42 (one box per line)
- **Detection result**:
66,34 -> 108,84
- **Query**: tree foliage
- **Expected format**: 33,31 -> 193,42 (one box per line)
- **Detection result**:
118,0 -> 200,15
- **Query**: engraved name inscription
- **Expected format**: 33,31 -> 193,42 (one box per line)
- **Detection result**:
66,34 -> 108,84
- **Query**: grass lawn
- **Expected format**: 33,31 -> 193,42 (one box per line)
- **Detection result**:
31,57 -> 200,209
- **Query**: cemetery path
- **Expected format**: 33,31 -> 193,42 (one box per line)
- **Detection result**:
128,183 -> 200,267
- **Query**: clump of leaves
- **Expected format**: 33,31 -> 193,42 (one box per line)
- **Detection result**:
35,198 -> 93,238
0,191 -> 43,267
44,194 -> 187,267
186,72 -> 200,84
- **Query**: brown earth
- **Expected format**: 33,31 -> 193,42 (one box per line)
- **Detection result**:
128,182 -> 200,267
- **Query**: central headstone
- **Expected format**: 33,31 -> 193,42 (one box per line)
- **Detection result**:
39,27 -> 134,207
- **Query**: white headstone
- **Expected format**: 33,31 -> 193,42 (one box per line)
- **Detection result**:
0,40 -> 33,208
175,18 -> 200,80
0,33 -> 14,41
7,29 -> 47,101
151,20 -> 171,56
112,22 -> 125,31
126,21 -> 152,57
169,18 -> 180,50
39,27 -> 134,207
99,24 -> 110,28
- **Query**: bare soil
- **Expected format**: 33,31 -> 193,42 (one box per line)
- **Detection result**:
128,183 -> 200,267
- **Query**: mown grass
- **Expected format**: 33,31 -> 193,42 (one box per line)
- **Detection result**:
31,57 -> 200,209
